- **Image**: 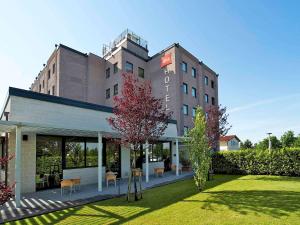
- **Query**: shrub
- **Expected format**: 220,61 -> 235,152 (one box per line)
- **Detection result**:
212,148 -> 300,176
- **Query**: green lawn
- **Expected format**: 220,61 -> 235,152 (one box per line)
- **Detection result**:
9,175 -> 300,225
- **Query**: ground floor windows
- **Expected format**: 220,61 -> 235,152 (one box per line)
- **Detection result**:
36,136 -> 62,190
65,137 -> 85,169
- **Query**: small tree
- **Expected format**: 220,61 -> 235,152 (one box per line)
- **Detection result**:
281,130 -> 296,148
107,73 -> 171,201
206,105 -> 231,150
240,139 -> 253,149
0,155 -> 14,205
186,107 -> 210,191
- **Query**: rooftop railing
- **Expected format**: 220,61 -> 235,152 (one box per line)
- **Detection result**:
102,29 -> 148,57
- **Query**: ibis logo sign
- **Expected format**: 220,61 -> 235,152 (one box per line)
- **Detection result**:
160,53 -> 172,68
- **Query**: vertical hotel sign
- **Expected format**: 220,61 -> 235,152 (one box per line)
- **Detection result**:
160,53 -> 172,111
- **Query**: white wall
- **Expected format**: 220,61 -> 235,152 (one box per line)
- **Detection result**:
63,167 -> 105,185
228,138 -> 240,150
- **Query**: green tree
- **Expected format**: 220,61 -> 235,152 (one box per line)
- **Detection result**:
293,134 -> 300,147
185,107 -> 210,191
256,136 -> 281,150
240,139 -> 253,149
281,130 -> 296,148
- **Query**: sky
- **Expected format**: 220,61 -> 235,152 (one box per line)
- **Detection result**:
0,0 -> 299,143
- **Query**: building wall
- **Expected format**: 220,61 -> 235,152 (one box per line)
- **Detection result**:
30,38 -> 219,137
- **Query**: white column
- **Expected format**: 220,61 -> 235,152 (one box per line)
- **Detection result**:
98,132 -> 103,192
15,126 -> 22,208
145,140 -> 149,183
176,139 -> 179,176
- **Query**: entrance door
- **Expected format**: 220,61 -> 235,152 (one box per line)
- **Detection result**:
105,141 -> 121,177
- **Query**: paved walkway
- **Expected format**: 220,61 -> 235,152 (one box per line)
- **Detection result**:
0,171 -> 193,223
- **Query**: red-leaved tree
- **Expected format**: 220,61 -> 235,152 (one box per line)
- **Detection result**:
107,73 -> 171,201
206,105 -> 231,151
0,155 -> 14,205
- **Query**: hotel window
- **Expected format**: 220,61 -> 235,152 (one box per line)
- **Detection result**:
204,76 -> 208,85
114,84 -> 118,95
52,63 -> 55,74
52,86 -> 55,95
125,61 -> 133,73
138,67 -> 144,78
48,70 -> 51,80
142,142 -> 171,163
192,87 -> 197,98
39,84 -> 41,92
65,137 -> 85,168
86,139 -> 98,167
181,61 -> 187,73
205,94 -> 209,103
205,112 -> 209,119
212,97 -> 215,105
183,126 -> 189,135
183,83 -> 188,94
48,90 -> 50,95
183,104 -> 189,115
106,88 -> 110,99
192,67 -> 196,78
113,63 -> 118,74
106,68 -> 110,79
211,80 -> 215,89
192,107 -> 197,118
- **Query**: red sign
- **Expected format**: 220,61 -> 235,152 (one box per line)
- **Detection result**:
160,53 -> 172,68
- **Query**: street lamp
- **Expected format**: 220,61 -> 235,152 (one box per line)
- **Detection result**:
267,132 -> 272,153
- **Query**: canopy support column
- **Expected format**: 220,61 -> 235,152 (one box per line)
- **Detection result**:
145,140 -> 149,183
176,139 -> 179,176
98,132 -> 103,192
15,125 -> 22,208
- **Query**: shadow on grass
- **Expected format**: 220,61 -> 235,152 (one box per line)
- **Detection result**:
237,175 -> 300,182
14,175 -> 240,225
184,189 -> 300,218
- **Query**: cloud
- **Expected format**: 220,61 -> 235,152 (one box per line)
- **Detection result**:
228,94 -> 300,113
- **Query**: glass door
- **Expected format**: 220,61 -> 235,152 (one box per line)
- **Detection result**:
105,141 -> 121,177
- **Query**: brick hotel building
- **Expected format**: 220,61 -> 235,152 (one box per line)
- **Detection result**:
30,29 -> 219,136
0,30 -> 219,205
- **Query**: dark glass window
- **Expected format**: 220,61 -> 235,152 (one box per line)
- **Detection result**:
113,63 -> 118,73
192,67 -> 196,78
211,80 -> 215,89
48,90 -> 50,95
48,70 -> 51,79
181,61 -> 187,72
65,137 -> 85,168
53,64 -> 55,74
106,88 -> 110,99
106,68 -> 110,79
114,84 -> 118,95
183,104 -> 188,115
86,139 -> 98,167
183,83 -> 188,94
212,97 -> 215,105
143,142 -> 171,163
192,107 -> 197,117
52,86 -> 55,95
183,126 -> 189,135
42,80 -> 44,88
125,61 -> 133,73
192,87 -> 197,98
205,76 -> 208,85
36,136 -> 62,190
39,84 -> 41,92
138,67 -> 144,78
205,94 -> 209,103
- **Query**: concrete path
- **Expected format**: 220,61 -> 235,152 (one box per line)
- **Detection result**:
0,172 -> 193,223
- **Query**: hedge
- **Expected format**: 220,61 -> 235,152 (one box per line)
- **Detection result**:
212,148 -> 300,176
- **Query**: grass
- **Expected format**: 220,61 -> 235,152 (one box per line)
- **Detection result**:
8,175 -> 300,225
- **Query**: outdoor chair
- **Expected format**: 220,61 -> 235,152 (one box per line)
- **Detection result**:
71,178 -> 81,191
106,171 -> 117,187
36,174 -> 47,188
171,164 -> 182,174
154,167 -> 164,177
60,179 -> 74,196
